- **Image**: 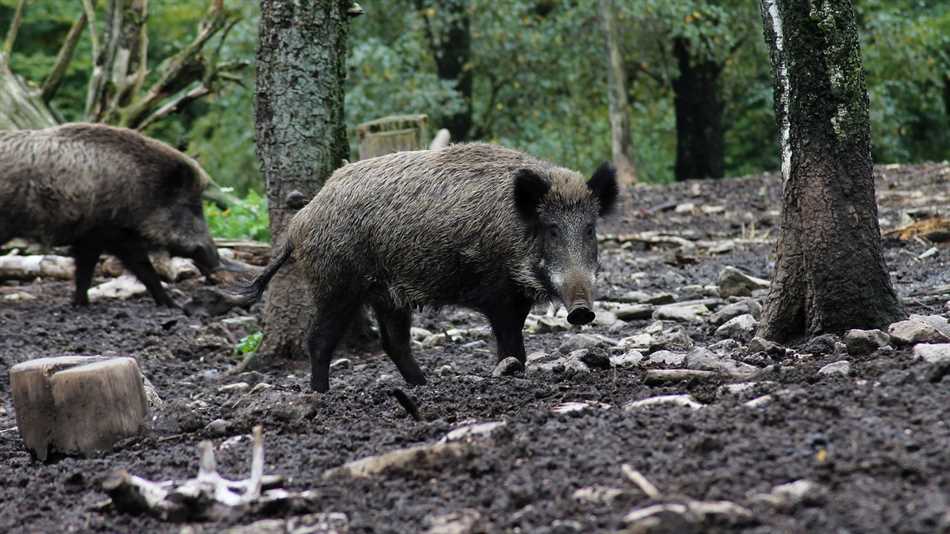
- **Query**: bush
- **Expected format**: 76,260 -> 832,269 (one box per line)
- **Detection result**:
205,191 -> 270,242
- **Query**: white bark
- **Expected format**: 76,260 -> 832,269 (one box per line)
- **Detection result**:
762,0 -> 792,183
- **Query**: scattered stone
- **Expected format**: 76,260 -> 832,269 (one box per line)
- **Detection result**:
708,300 -> 763,326
551,401 -> 611,414
909,314 -> 950,338
536,316 -> 570,333
644,369 -> 716,384
422,333 -> 448,348
424,509 -> 484,534
578,348 -> 611,370
624,394 -> 704,411
615,304 -> 655,321
436,364 -> 455,377
441,421 -> 506,442
708,338 -> 742,354
322,442 -> 470,479
223,513 -> 349,534
619,333 -> 653,351
750,479 -> 827,510
558,333 -> 608,353
617,290 -> 651,303
684,348 -> 758,378
647,350 -> 686,366
610,350 -> 644,368
88,275 -> 148,301
653,303 -> 709,323
715,314 -> 759,341
743,395 -> 772,408
2,291 -> 36,301
218,382 -> 251,394
593,309 -> 619,327
644,292 -> 676,305
249,382 -> 273,395
410,327 -> 433,341
718,266 -> 770,298
330,358 -> 352,370
526,351 -> 549,362
889,319 -> 950,345
492,357 -> 524,377
205,418 -> 230,437
747,336 -> 782,354
913,344 -> 950,364
843,329 -> 891,355
563,352 -> 592,375
572,486 -> 625,505
717,382 -> 774,397
818,360 -> 850,376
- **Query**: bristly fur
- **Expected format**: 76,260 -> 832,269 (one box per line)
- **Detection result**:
588,162 -> 619,216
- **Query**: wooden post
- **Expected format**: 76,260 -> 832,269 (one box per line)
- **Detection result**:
356,114 -> 429,159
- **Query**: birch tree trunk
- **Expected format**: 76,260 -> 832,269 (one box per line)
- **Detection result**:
598,0 -> 636,187
757,0 -> 904,342
255,0 -> 351,359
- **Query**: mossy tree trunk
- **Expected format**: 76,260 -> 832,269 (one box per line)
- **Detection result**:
255,0 -> 351,359
757,0 -> 904,342
598,0 -> 637,187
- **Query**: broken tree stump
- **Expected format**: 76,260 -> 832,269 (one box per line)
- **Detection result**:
10,356 -> 149,461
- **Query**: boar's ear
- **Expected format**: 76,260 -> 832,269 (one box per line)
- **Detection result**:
588,162 -> 618,217
513,168 -> 550,221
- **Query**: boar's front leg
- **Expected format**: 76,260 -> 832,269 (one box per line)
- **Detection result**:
372,304 -> 426,387
109,241 -> 177,307
71,240 -> 103,306
485,298 -> 533,363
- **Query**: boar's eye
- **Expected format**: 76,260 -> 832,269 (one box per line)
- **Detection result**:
585,224 -> 595,238
545,224 -> 560,240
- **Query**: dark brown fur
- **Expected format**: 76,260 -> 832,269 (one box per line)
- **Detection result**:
240,143 -> 617,392
0,123 -> 221,306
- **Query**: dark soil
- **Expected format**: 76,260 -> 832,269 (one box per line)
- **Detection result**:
1,164 -> 949,533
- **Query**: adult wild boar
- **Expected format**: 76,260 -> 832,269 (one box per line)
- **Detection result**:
0,123 -> 223,307
239,143 -> 618,392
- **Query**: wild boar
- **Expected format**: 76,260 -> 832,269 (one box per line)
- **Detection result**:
239,143 -> 618,392
0,123 -> 223,307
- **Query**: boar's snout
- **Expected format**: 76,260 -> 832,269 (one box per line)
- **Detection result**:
190,242 -> 221,278
560,271 -> 595,326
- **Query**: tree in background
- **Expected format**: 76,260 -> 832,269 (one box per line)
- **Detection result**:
599,0 -> 637,186
757,0 -> 904,342
255,0 -> 353,358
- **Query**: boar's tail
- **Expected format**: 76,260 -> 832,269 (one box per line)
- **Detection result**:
231,243 -> 294,304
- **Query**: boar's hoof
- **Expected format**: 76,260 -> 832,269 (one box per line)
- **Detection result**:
567,305 -> 595,326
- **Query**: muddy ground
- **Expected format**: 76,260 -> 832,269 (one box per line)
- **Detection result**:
1,164 -> 948,533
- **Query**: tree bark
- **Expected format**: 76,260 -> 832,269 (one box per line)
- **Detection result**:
757,0 -> 904,342
672,37 -> 724,181
415,0 -> 472,141
598,0 -> 637,186
256,0 -> 351,359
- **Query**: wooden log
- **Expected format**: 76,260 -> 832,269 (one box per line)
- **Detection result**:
0,254 -> 75,280
10,356 -> 149,461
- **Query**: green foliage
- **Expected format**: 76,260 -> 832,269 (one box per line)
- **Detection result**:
234,331 -> 263,357
205,191 -> 270,242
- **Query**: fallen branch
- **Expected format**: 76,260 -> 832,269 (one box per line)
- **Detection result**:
621,464 -> 661,499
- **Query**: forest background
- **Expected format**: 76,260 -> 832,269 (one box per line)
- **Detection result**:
1,0 -> 947,236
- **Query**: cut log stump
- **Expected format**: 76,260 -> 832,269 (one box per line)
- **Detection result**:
10,356 -> 149,461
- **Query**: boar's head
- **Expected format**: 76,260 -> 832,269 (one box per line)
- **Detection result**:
515,162 -> 618,325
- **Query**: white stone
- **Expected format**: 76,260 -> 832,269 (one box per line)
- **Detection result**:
647,350 -> 686,366
610,350 -> 644,368
623,394 -> 704,411
818,360 -> 850,376
715,314 -> 759,341
653,303 -> 710,323
718,266 -> 770,298
843,329 -> 890,355
913,343 -> 950,364
441,421 -> 506,442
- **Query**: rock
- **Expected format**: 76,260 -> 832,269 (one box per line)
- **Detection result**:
644,369 -> 716,384
322,441 -> 470,479
619,333 -> 653,351
536,316 -> 570,333
652,328 -> 695,352
572,486 -> 625,505
615,304 -> 655,321
718,266 -> 770,298
410,327 -> 433,341
744,395 -> 773,408
709,300 -> 763,326
889,319 -> 950,345
715,314 -> 759,341
492,357 -> 525,377
610,350 -> 644,368
422,333 -> 448,348
909,314 -> 950,338
558,333 -> 607,354
526,351 -> 548,362
204,418 -> 230,436
330,358 -> 352,369
436,364 -> 455,377
644,292 -> 676,305
223,513 -> 349,534
708,339 -> 742,354
623,394 -> 704,411
803,334 -> 841,355
653,303 -> 709,323
684,348 -> 758,378
647,350 -> 686,366
718,382 -> 775,397
551,401 -> 611,414
218,382 -> 251,394
843,329 -> 891,355
441,421 -> 506,442
593,309 -> 619,327
578,348 -> 611,370
87,274 -> 149,301
425,509 -> 484,534
913,343 -> 950,364
818,360 -> 850,376
747,336 -> 782,354
563,352 -> 592,374
750,480 -> 827,510
10,356 -> 149,461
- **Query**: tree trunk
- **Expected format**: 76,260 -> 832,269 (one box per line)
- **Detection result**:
415,0 -> 472,141
255,0 -> 351,359
672,37 -> 724,181
757,0 -> 904,342
598,0 -> 637,186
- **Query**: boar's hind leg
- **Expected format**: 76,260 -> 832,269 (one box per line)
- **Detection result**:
485,299 -> 533,363
306,298 -> 361,393
372,305 -> 426,387
110,241 -> 176,307
71,241 -> 104,306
